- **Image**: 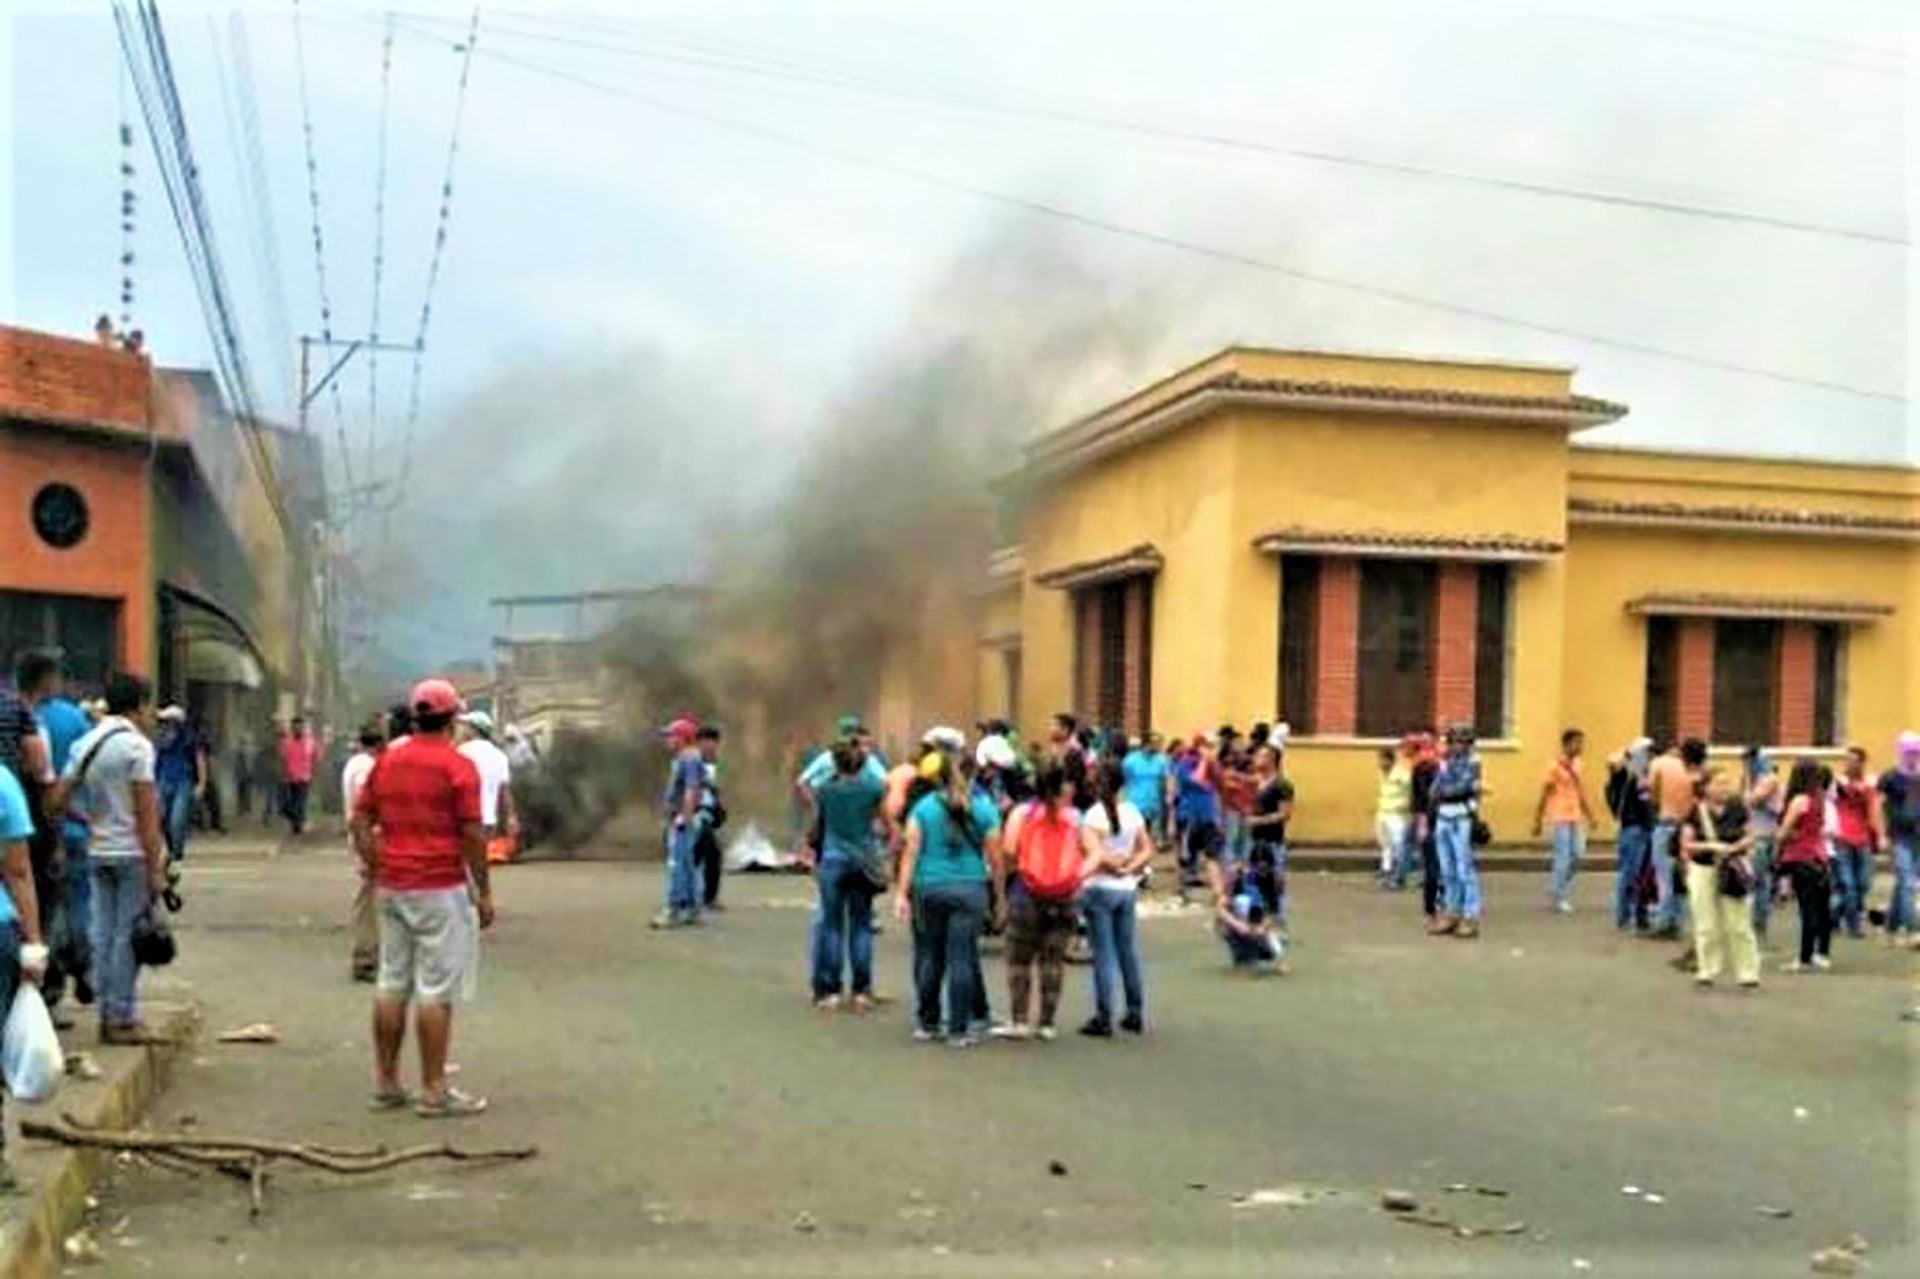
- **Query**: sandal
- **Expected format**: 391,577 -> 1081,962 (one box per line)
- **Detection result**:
415,1087 -> 488,1119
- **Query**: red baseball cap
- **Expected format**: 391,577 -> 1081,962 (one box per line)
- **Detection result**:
662,715 -> 699,744
410,678 -> 464,717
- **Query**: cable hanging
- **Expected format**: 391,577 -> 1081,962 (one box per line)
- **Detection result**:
292,0 -> 353,493
365,10 -> 395,486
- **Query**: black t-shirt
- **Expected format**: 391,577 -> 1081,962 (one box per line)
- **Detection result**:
1879,770 -> 1919,840
1252,777 -> 1295,847
1607,765 -> 1655,831
1689,798 -> 1748,859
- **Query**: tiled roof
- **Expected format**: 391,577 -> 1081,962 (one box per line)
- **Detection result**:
1251,527 -> 1564,559
1031,543 -> 1163,589
1626,592 -> 1895,623
1209,372 -> 1627,420
1570,497 -> 1920,537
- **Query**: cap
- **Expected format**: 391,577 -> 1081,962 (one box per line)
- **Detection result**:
975,734 -> 1017,771
918,751 -> 946,781
410,678 -> 463,717
460,709 -> 496,737
922,725 -> 966,753
662,716 -> 700,744
834,713 -> 865,740
157,705 -> 187,722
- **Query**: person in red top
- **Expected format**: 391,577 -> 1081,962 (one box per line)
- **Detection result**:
352,679 -> 492,1118
1830,746 -> 1878,939
1776,758 -> 1834,973
278,716 -> 322,836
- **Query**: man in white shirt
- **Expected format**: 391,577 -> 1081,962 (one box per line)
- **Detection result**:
49,672 -> 164,1044
457,712 -> 516,849
341,721 -> 385,982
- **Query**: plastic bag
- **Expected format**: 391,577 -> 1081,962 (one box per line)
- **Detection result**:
3,985 -> 64,1102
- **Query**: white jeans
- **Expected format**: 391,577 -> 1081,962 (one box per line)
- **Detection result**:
1376,814 -> 1409,874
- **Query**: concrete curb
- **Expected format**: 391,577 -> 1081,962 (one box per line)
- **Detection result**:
1,1001 -> 200,1279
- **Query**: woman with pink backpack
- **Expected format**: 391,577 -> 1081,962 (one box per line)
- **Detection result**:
993,763 -> 1091,1042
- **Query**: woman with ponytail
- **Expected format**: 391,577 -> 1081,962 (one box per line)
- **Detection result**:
1079,760 -> 1152,1037
995,763 -> 1087,1041
894,751 -> 1003,1047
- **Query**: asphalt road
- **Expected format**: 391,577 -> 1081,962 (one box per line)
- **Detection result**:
83,836 -> 1917,1277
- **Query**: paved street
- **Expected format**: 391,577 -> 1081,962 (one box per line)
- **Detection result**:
86,836 -> 1916,1277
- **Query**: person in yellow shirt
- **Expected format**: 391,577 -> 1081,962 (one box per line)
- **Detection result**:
1534,729 -> 1594,914
1374,741 -> 1415,891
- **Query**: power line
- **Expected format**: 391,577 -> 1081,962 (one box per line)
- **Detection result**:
115,68 -> 137,335
1651,10 -> 1906,61
365,11 -> 396,488
397,30 -> 1903,406
228,13 -> 298,417
390,9 -> 1904,247
291,0 -> 353,494
395,6 -> 479,495
1548,9 -> 1907,78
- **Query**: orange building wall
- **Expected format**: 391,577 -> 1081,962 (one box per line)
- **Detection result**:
0,427 -> 154,675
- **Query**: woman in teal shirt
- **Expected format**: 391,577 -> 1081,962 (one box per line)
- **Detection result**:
893,753 -> 1002,1047
808,742 -> 888,1011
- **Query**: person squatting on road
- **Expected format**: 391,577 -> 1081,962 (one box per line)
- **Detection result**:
352,678 -> 493,1118
1078,761 -> 1152,1037
993,763 -> 1086,1042
1776,758 -> 1835,974
652,717 -> 710,930
1681,769 -> 1761,990
341,720 -> 386,983
895,751 -> 1002,1048
807,738 -> 888,1012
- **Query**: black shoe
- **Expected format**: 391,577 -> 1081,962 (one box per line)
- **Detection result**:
1078,1018 -> 1113,1039
1119,1013 -> 1145,1035
74,975 -> 95,1007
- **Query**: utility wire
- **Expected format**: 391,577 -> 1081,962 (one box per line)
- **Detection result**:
116,67 -> 137,334
396,28 -> 1903,406
1651,10 -> 1906,61
1548,10 -> 1907,77
365,11 -> 395,486
395,6 -> 479,497
392,9 -> 1904,246
292,0 -> 353,495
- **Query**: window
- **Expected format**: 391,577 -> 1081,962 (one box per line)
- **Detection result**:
0,590 -> 120,689
1812,624 -> 1842,746
1356,560 -> 1435,738
1278,555 -> 1318,734
1712,619 -> 1778,747
1071,577 -> 1152,733
30,483 -> 90,550
1642,616 -> 1678,743
1474,565 -> 1511,739
1001,646 -> 1023,724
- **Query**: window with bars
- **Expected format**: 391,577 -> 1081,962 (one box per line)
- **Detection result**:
1071,577 -> 1152,734
1474,565 -> 1511,740
1712,619 -> 1779,747
1642,616 -> 1679,744
1278,556 -> 1319,734
1356,560 -> 1436,738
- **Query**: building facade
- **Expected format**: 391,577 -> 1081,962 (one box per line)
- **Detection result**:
1,324 -> 326,783
942,345 -> 1917,842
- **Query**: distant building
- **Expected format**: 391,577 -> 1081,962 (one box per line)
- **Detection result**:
885,344 -> 1919,841
0,323 -> 328,794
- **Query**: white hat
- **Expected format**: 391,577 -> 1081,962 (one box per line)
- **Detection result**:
922,725 -> 966,753
158,705 -> 187,722
975,734 -> 1016,771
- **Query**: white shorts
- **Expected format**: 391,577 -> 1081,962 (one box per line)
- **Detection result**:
376,888 -> 474,1004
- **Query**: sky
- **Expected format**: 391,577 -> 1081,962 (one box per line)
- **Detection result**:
3,0 -> 1914,663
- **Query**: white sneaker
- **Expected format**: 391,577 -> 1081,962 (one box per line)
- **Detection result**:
1035,1025 -> 1058,1043
1555,901 -> 1574,915
1812,954 -> 1832,971
990,1023 -> 1034,1041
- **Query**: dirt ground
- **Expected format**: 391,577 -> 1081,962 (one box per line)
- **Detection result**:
78,835 -> 1917,1277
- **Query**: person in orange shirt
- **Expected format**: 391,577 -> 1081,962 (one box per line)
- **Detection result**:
1534,728 -> 1594,914
1647,738 -> 1707,938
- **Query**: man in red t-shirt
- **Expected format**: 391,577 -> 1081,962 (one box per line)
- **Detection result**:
352,678 -> 491,1117
1830,745 -> 1879,939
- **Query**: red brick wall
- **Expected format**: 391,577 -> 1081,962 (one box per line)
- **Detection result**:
1675,618 -> 1714,741
1774,622 -> 1815,746
1432,562 -> 1478,728
1314,558 -> 1359,735
1121,577 -> 1150,735
0,425 -> 153,675
0,326 -> 150,433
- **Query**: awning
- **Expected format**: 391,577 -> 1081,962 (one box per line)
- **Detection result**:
182,634 -> 265,688
1252,527 -> 1563,561
1625,592 -> 1894,624
1031,543 -> 1163,590
162,584 -> 274,689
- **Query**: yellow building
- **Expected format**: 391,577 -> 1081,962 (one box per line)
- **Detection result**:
948,345 -> 1918,843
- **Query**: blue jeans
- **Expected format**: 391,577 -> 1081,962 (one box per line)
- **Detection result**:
912,881 -> 986,1036
1549,822 -> 1585,907
1435,812 -> 1480,920
158,779 -> 194,862
1887,838 -> 1916,934
90,860 -> 148,1027
663,820 -> 702,919
1614,826 -> 1651,929
61,824 -> 93,977
1650,821 -> 1683,932
1749,835 -> 1777,937
1830,843 -> 1873,935
1080,884 -> 1143,1023
811,856 -> 877,998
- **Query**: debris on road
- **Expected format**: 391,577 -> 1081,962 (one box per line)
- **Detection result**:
791,1210 -> 818,1234
1380,1189 -> 1420,1213
1621,1185 -> 1641,1196
1048,1160 -> 1069,1177
63,1229 -> 103,1264
66,1051 -> 102,1080
1756,1205 -> 1794,1219
1231,1185 -> 1332,1209
215,1023 -> 280,1045
1572,1260 -> 1593,1272
1809,1247 -> 1861,1275
1793,1106 -> 1811,1121
1641,1193 -> 1666,1206
1184,1182 -> 1208,1192
1444,1182 -> 1509,1198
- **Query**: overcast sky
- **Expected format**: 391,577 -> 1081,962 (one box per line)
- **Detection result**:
3,1 -> 1914,665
